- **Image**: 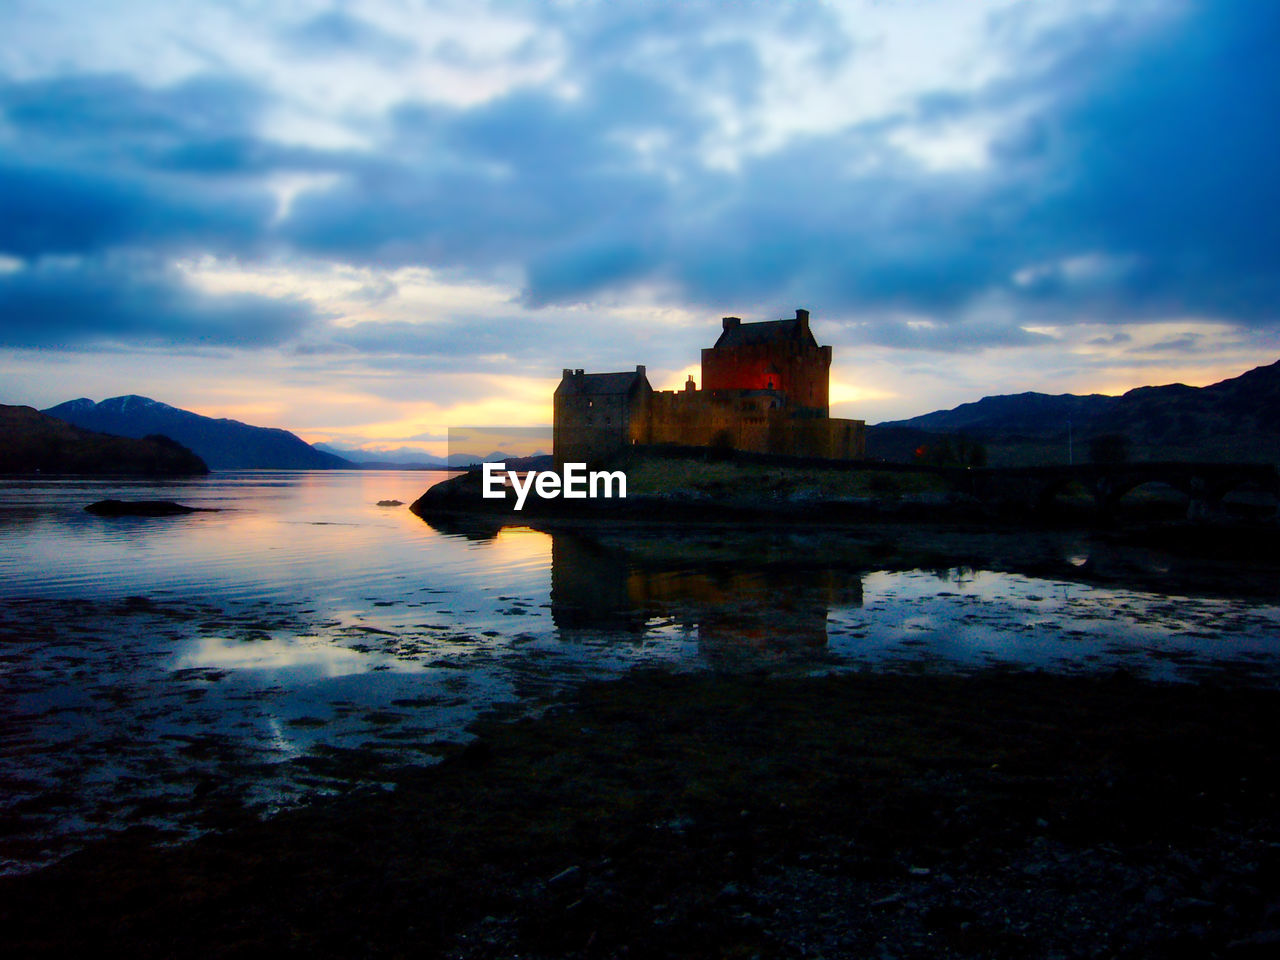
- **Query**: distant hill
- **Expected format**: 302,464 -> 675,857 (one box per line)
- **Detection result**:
0,405 -> 208,475
869,358 -> 1280,466
314,442 -> 552,470
44,396 -> 353,471
313,443 -> 453,470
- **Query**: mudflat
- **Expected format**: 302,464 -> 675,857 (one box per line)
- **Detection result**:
2,667 -> 1278,959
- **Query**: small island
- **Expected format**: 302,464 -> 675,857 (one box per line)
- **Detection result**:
84,499 -> 218,516
412,313 -> 1280,532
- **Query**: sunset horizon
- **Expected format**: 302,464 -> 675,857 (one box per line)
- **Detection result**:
5,1 -> 1276,455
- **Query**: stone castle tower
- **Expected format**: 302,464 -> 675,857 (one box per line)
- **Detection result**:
702,309 -> 830,414
554,309 -> 864,466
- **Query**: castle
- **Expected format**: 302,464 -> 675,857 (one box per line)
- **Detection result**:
553,309 -> 866,465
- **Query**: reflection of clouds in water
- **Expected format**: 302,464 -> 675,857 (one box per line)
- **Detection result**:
896,616 -> 936,632
175,635 -> 374,677
8,471 -> 1280,878
264,715 -> 303,759
838,569 -> 1280,674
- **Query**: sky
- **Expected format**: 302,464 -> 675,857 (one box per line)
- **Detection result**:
2,0 -> 1277,455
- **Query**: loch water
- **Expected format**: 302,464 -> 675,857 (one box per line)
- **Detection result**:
2,469 -> 1279,873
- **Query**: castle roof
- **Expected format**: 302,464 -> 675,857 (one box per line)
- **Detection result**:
556,367 -> 649,396
713,316 -> 819,350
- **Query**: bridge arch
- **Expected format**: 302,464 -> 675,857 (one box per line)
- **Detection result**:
1109,479 -> 1193,520
1217,476 -> 1280,519
961,461 -> 1280,521
1036,476 -> 1095,515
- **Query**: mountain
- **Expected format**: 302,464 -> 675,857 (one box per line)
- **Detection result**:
879,391 -> 1118,436
313,443 -> 453,470
0,405 -> 208,475
43,396 -> 353,470
314,443 -> 552,470
870,358 -> 1280,466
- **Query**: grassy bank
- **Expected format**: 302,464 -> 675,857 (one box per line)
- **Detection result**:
3,668 -> 1279,958
624,455 -> 950,503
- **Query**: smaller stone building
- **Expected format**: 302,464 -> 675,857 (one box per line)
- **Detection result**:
553,310 -> 865,466
553,366 -> 651,466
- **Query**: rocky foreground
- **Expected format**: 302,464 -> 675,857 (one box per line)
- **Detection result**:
2,668 -> 1278,958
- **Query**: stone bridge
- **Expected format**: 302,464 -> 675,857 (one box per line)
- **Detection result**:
943,461 -> 1280,519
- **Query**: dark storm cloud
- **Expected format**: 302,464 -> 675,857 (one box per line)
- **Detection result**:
0,159 -> 274,258
2,1 -> 1275,360
0,73 -> 282,259
0,73 -> 288,174
2,73 -> 260,143
277,1 -> 1280,347
0,257 -> 317,348
987,1 -> 1280,324
281,74 -> 690,277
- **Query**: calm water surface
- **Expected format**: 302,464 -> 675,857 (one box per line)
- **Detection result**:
2,470 -> 1278,872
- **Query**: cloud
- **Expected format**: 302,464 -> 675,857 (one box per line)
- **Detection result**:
1089,333 -> 1132,346
0,159 -> 277,259
834,309 -> 1059,353
0,72 -> 285,260
281,11 -> 417,63
270,0 -> 1278,345
998,0 -> 1280,323
319,308 -> 686,374
2,72 -> 261,144
1139,333 -> 1205,353
1,0 -> 1276,370
0,72 -> 297,176
0,255 -> 318,348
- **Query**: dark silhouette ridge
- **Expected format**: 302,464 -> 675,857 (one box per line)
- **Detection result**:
43,396 -> 353,470
870,357 -> 1280,464
0,405 -> 208,475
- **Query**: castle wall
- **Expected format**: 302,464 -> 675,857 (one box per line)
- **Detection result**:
646,389 -> 864,459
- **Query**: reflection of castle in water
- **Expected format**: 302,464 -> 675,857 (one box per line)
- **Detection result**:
550,531 -> 863,661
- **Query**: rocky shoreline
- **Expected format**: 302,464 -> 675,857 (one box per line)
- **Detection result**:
2,667 -> 1279,958
414,471 -> 1280,601
411,453 -> 1280,536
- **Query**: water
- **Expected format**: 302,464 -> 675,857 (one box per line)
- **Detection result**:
2,470 -> 1279,873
